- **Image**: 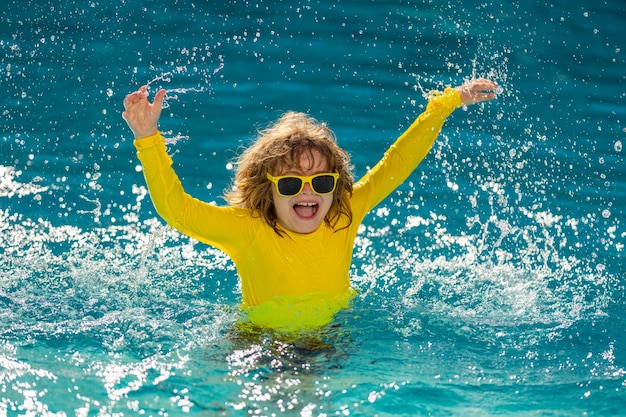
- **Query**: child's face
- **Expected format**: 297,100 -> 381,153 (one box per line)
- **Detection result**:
270,149 -> 335,234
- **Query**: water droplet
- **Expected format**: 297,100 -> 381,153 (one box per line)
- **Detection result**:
614,140 -> 622,153
601,209 -> 611,219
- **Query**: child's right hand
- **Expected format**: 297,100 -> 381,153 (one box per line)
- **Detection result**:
455,78 -> 499,106
122,86 -> 166,139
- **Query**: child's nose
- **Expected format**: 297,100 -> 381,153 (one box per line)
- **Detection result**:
302,181 -> 314,194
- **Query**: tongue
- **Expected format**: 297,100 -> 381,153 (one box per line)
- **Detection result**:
294,204 -> 318,219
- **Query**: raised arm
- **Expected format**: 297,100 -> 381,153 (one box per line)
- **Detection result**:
121,86 -> 249,255
352,78 -> 499,216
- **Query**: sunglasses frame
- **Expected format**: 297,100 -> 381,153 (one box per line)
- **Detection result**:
266,172 -> 340,197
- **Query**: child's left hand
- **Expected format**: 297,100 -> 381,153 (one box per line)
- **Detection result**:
455,78 -> 500,106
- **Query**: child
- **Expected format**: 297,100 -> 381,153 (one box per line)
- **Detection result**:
122,78 -> 498,331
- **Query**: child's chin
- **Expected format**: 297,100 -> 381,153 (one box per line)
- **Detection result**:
292,218 -> 323,234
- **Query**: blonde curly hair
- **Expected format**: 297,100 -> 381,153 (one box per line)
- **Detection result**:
224,111 -> 353,235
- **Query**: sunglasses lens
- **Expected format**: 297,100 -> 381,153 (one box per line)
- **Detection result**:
277,177 -> 303,196
311,175 -> 336,194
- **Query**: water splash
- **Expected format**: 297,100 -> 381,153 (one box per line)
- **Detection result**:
0,166 -> 48,198
410,45 -> 512,109
351,181 -> 619,347
2,0 -> 624,414
144,62 -> 225,100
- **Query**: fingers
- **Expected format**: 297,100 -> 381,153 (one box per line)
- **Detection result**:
456,78 -> 500,105
122,85 -> 166,112
123,90 -> 141,109
153,89 -> 167,109
471,78 -> 496,86
123,85 -> 155,109
468,78 -> 499,93
474,91 -> 496,102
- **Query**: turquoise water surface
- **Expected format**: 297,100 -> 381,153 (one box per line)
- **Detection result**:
1,0 -> 625,415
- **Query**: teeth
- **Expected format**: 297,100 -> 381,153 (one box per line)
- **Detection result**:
295,202 -> 317,207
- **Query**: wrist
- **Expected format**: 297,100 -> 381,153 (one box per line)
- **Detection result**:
133,131 -> 163,151
133,128 -> 159,140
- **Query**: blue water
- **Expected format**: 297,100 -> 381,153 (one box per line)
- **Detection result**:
1,0 -> 624,415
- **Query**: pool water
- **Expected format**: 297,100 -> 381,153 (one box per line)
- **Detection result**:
1,0 -> 624,415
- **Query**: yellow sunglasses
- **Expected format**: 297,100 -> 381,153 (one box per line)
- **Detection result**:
266,172 -> 339,197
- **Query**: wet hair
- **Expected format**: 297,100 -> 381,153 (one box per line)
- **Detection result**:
224,111 -> 354,235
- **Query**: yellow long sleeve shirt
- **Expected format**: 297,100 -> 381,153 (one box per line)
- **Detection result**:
134,88 -> 462,330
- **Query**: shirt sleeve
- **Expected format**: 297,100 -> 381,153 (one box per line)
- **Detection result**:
133,132 -> 251,254
352,87 -> 463,218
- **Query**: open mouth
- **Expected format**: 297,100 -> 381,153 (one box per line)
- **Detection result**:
293,202 -> 319,219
